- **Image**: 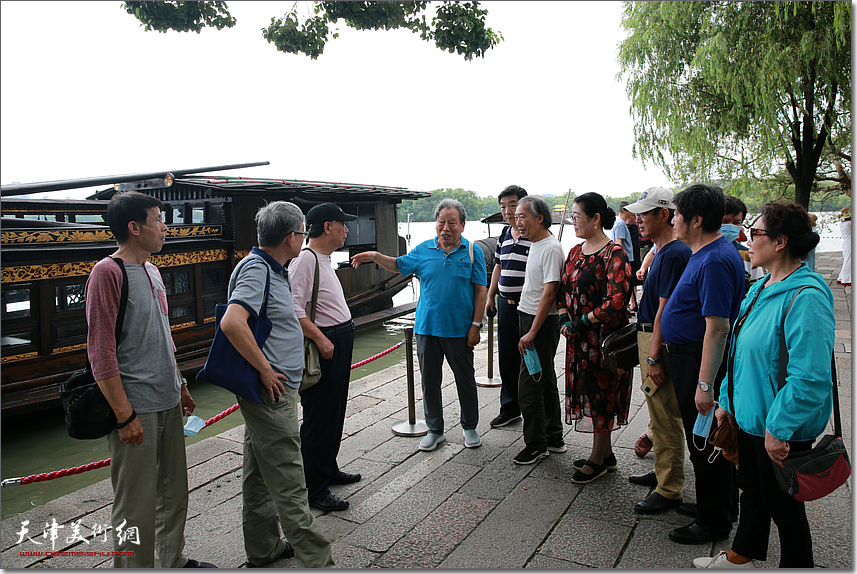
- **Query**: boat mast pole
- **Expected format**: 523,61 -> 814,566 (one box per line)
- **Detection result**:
557,188 -> 573,241
0,161 -> 270,197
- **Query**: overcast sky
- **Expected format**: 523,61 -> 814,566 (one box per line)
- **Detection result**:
1,1 -> 674,199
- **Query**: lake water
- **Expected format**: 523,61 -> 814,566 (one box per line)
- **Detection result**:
0,214 -> 844,519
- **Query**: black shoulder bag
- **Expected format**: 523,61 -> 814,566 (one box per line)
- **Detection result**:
60,257 -> 128,439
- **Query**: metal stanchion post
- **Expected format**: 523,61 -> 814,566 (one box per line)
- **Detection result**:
392,327 -> 428,436
476,313 -> 501,387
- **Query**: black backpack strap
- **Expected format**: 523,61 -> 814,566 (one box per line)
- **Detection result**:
85,257 -> 130,372
776,285 -> 842,438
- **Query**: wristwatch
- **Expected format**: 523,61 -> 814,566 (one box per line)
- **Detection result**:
472,321 -> 483,329
697,381 -> 712,392
646,356 -> 660,366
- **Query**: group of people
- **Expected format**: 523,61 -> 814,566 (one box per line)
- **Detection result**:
358,182 -> 836,568
88,193 -> 362,567
87,180 -> 837,568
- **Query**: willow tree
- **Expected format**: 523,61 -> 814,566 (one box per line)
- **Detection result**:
617,1 -> 851,207
122,1 -> 502,61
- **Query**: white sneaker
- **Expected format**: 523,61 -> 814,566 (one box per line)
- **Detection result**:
463,429 -> 482,448
693,552 -> 755,569
419,432 -> 445,451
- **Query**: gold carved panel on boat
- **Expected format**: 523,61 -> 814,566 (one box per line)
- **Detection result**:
2,225 -> 222,246
2,249 -> 229,283
150,249 -> 228,268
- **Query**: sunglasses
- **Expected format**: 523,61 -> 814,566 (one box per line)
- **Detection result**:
749,228 -> 770,240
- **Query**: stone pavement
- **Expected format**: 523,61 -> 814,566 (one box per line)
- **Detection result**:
1,252 -> 851,569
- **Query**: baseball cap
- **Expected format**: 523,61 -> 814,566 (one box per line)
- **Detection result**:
624,187 -> 675,214
306,203 -> 357,225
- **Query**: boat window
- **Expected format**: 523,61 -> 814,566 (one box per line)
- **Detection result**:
54,321 -> 87,345
55,283 -> 86,312
1,330 -> 32,348
75,214 -> 105,224
204,299 -> 219,317
163,270 -> 191,295
173,206 -> 184,224
203,268 -> 222,290
192,207 -> 204,223
170,305 -> 193,320
1,284 -> 37,355
2,288 -> 32,318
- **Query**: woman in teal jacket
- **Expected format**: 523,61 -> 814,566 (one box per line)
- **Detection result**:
694,202 -> 834,569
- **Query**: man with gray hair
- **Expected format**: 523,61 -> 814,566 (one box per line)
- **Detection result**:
512,196 -> 566,465
351,198 -> 487,452
220,201 -> 333,568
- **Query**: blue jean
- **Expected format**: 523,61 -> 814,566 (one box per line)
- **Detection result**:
415,334 -> 479,434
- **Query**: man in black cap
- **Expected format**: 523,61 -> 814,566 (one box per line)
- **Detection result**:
288,202 -> 361,512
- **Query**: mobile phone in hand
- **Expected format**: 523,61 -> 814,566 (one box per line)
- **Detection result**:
642,377 -> 659,397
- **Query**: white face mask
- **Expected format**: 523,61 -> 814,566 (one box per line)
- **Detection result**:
720,223 -> 742,243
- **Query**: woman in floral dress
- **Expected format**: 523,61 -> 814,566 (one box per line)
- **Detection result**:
557,192 -> 632,484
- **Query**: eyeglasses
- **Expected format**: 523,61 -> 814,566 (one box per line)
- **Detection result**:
749,228 -> 770,240
292,231 -> 309,237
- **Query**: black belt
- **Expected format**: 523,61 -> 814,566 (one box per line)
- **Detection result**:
636,322 -> 654,333
320,320 -> 355,337
662,341 -> 704,355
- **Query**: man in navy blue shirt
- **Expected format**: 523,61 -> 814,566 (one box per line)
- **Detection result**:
486,185 -> 531,428
660,184 -> 745,546
623,188 -> 692,515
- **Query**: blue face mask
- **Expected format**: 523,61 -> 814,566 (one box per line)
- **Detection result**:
720,223 -> 742,243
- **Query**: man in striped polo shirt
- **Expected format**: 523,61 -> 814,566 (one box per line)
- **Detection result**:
486,185 -> 531,428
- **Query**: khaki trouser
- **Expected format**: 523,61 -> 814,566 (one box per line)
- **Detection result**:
239,388 -> 334,568
637,331 -> 685,499
108,404 -> 189,568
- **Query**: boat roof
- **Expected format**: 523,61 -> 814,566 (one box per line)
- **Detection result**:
88,175 -> 431,202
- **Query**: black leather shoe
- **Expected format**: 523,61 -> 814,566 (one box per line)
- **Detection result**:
669,522 -> 729,545
245,542 -> 295,567
677,502 -> 699,518
634,492 -> 682,515
183,559 -> 217,568
309,492 -> 349,512
628,470 -> 658,487
330,470 -> 362,485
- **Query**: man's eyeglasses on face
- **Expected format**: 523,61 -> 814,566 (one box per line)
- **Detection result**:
293,231 -> 309,237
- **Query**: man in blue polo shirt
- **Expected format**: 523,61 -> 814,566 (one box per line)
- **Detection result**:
660,184 -> 745,547
486,185 -> 531,428
351,198 -> 487,452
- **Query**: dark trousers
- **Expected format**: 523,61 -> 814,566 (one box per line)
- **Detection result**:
497,297 -> 522,417
732,429 -> 814,567
415,334 -> 479,434
517,313 -> 563,451
666,347 -> 734,537
299,322 -> 354,502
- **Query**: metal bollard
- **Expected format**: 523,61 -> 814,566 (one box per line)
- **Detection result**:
476,314 -> 501,387
392,327 -> 428,436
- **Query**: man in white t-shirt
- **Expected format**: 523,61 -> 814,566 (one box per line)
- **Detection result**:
512,196 -> 566,465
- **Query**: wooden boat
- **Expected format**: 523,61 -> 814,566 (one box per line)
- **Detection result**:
1,167 -> 429,413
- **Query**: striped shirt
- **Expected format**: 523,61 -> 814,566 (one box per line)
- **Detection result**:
493,225 -> 531,301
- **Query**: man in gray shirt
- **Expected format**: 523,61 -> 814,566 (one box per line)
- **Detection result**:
87,191 -> 213,568
220,201 -> 333,568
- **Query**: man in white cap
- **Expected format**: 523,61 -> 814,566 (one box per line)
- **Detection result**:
289,202 -> 360,512
623,187 -> 692,515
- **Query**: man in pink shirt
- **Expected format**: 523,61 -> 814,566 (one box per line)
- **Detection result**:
85,191 -> 213,568
288,203 -> 360,512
